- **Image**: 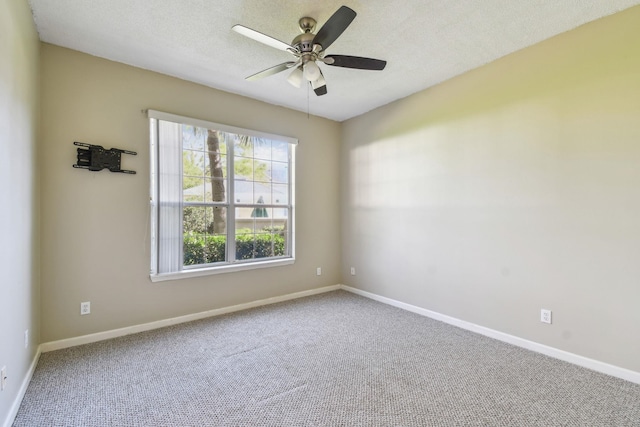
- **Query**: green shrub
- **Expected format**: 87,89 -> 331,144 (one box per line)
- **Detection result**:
183,206 -> 217,235
183,233 -> 285,265
184,234 -> 207,265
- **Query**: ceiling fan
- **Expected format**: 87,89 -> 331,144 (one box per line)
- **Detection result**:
232,5 -> 387,96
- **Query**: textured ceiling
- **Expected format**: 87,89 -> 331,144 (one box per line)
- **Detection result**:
28,0 -> 640,122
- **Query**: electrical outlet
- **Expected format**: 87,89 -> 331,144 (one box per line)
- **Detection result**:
81,301 -> 91,315
24,329 -> 29,349
350,267 -> 356,275
540,309 -> 552,324
316,267 -> 322,276
1,366 -> 6,391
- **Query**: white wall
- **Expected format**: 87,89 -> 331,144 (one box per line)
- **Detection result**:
39,44 -> 342,342
341,6 -> 640,372
0,0 -> 40,423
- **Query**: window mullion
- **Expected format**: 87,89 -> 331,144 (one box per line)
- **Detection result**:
287,144 -> 294,258
179,129 -> 185,269
227,139 -> 236,263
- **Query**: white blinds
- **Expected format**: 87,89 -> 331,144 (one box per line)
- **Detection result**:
156,120 -> 182,273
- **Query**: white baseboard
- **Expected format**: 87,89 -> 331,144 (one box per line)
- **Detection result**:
40,285 -> 341,353
8,282 -> 638,427
35,282 -> 640,385
2,346 -> 41,427
339,284 -> 640,385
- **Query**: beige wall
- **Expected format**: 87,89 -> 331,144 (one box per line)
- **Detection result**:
341,6 -> 640,372
39,44 -> 342,342
0,0 -> 40,422
8,7 -> 640,417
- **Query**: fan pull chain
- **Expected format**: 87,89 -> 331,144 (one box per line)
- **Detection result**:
308,85 -> 310,119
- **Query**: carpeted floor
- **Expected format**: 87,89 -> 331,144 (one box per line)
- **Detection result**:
13,290 -> 640,426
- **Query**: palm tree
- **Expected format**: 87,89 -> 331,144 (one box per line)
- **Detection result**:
206,130 -> 227,234
206,131 -> 263,234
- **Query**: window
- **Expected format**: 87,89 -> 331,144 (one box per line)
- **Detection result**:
149,110 -> 296,281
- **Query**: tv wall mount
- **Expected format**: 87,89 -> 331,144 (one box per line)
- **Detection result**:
73,142 -> 137,174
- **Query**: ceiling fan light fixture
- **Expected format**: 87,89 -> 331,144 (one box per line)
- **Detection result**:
287,66 -> 303,88
311,73 -> 326,90
302,60 -> 321,82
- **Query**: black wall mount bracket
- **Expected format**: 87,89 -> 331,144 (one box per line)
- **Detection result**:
73,142 -> 137,174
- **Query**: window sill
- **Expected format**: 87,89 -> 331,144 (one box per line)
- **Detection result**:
150,258 -> 295,283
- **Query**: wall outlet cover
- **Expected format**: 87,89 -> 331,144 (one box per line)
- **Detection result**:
541,309 -> 552,324
81,301 -> 91,315
1,366 -> 6,391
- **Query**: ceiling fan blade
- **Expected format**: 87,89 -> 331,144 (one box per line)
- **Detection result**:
232,25 -> 293,52
323,55 -> 387,70
312,6 -> 356,51
246,62 -> 297,81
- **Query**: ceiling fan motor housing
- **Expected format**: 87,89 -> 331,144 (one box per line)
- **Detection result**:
292,32 -> 315,54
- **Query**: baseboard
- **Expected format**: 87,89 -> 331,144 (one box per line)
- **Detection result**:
41,285 -> 341,353
339,284 -> 640,385
2,346 -> 41,427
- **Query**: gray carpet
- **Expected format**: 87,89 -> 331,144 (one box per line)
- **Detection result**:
13,290 -> 640,426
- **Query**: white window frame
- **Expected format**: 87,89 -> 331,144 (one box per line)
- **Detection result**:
148,110 -> 296,282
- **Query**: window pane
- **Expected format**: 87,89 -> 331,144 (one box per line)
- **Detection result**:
236,207 -> 254,224
206,153 -> 227,179
272,140 -> 288,162
254,233 -> 274,259
254,159 -> 270,183
271,210 -> 288,257
234,180 -> 253,203
215,133 -> 228,155
183,207 -> 227,235
234,156 -> 254,180
184,178 -> 205,202
272,184 -> 288,205
274,232 -> 287,256
236,207 -> 254,234
211,206 -> 227,235
239,208 -> 279,231
182,125 -> 205,151
273,207 -> 288,220
272,161 -> 288,184
234,137 -> 253,157
235,207 -> 282,260
253,208 -> 273,232
184,206 -> 206,235
205,178 -> 226,203
204,129 -> 225,155
183,150 -> 205,177
183,206 -> 226,266
235,212 -> 255,261
254,182 -> 272,204
183,233 -> 226,265
254,140 -> 272,160
236,234 -> 256,260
